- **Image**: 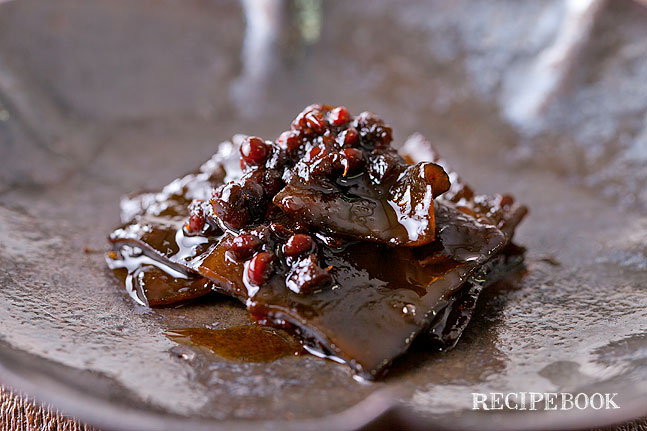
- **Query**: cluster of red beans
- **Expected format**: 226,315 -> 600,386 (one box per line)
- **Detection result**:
184,105 -> 405,291
228,225 -> 327,291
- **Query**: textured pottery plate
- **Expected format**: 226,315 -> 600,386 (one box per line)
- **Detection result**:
0,1 -> 646,430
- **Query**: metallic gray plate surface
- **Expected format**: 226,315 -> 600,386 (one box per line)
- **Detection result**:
0,1 -> 645,429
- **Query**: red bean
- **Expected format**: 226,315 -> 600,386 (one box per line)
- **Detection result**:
247,251 -> 275,285
185,202 -> 206,234
341,128 -> 359,147
187,212 -> 205,233
276,130 -> 302,153
292,106 -> 326,134
269,222 -> 293,238
240,136 -> 271,166
230,233 -> 262,260
354,112 -> 392,148
305,111 -> 325,133
340,148 -> 364,176
285,254 -> 332,294
329,106 -> 351,126
284,234 -> 314,257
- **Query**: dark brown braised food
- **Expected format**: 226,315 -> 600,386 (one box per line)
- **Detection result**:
107,105 -> 527,380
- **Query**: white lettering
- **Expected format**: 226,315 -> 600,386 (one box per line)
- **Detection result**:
473,393 -> 488,410
470,392 -> 620,411
575,393 -> 589,410
544,393 -> 558,410
490,393 -> 504,410
505,393 -> 518,410
529,392 -> 544,411
605,393 -> 620,409
562,392 -> 574,410
590,393 -> 604,410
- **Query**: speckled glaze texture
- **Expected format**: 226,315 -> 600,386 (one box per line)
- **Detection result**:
0,1 -> 646,430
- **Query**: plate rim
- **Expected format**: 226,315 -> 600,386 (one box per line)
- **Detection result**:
1,342 -> 645,431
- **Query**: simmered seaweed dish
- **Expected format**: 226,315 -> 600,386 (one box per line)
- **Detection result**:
107,105 -> 527,380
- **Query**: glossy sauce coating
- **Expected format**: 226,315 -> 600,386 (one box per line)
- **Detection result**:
212,105 -> 450,247
107,106 -> 527,379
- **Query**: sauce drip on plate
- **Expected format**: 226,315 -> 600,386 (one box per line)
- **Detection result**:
166,326 -> 303,362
